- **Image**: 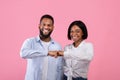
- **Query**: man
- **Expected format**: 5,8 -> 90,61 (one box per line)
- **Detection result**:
20,14 -> 63,80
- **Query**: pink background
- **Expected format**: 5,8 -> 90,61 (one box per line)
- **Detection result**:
0,0 -> 120,80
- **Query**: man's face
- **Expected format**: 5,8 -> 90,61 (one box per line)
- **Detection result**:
39,18 -> 54,38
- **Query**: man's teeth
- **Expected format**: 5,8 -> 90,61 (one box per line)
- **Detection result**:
44,30 -> 49,33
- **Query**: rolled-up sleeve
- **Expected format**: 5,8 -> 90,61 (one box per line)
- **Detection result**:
20,39 -> 48,59
63,43 -> 94,61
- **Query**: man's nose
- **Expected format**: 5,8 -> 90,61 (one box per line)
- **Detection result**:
44,25 -> 49,29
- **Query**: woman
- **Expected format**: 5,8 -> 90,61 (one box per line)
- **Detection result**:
58,20 -> 94,80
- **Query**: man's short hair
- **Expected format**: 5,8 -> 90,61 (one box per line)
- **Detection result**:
40,14 -> 54,25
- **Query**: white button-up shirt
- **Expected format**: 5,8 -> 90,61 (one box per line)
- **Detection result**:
20,36 -> 63,80
63,41 -> 94,80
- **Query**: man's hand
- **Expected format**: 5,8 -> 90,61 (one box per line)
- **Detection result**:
57,51 -> 64,56
48,51 -> 58,58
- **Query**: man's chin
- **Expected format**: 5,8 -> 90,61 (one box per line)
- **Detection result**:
41,34 -> 50,38
43,33 -> 49,35
40,30 -> 51,38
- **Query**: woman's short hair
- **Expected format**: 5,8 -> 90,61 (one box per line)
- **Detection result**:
67,20 -> 88,40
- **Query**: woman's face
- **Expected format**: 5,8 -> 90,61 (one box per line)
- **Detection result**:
70,25 -> 83,42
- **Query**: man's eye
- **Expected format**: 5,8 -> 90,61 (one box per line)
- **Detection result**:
43,24 -> 46,26
47,24 -> 50,26
41,24 -> 45,26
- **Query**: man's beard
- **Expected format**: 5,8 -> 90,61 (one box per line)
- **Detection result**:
39,29 -> 52,39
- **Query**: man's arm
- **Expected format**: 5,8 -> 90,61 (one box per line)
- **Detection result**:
20,39 -> 48,59
48,51 -> 58,58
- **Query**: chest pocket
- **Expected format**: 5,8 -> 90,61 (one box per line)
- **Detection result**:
32,42 -> 43,50
48,44 -> 60,51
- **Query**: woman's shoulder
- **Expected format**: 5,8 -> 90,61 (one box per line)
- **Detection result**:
84,41 -> 93,48
64,44 -> 73,49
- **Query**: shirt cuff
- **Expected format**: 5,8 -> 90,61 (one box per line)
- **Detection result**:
63,51 -> 70,59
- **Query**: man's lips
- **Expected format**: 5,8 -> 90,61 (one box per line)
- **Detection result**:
43,29 -> 49,34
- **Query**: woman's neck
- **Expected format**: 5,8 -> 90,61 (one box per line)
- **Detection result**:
74,39 -> 83,47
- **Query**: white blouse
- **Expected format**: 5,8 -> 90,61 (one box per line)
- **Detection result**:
63,41 -> 94,80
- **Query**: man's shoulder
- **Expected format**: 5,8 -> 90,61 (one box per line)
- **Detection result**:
51,39 -> 62,47
24,36 -> 38,42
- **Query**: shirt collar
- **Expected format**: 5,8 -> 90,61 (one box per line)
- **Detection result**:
78,40 -> 85,47
72,40 -> 85,48
36,35 -> 55,44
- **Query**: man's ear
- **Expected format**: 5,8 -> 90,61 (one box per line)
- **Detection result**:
38,24 -> 40,29
53,26 -> 54,29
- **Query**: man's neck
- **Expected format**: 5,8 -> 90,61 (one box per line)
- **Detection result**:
40,36 -> 51,42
